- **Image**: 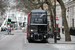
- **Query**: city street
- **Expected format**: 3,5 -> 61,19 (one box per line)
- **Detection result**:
1,0 -> 75,50
0,30 -> 75,50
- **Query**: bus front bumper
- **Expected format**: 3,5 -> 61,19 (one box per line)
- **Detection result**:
28,33 -> 49,41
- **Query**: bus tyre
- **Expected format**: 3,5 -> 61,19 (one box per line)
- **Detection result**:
46,39 -> 48,43
28,38 -> 31,43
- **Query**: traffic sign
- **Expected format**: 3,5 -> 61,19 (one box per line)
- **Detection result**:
56,16 -> 59,25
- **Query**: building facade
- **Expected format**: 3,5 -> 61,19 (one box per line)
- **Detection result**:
56,0 -> 75,33
65,0 -> 75,28
41,0 -> 75,33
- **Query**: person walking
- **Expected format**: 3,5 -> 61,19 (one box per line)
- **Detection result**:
7,25 -> 10,34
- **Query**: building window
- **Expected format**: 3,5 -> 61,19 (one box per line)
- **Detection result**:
67,7 -> 69,12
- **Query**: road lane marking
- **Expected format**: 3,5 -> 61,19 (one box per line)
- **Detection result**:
0,35 -> 9,41
46,43 -> 49,44
25,36 -> 26,44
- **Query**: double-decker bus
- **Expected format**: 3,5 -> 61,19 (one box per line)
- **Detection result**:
27,10 -> 49,42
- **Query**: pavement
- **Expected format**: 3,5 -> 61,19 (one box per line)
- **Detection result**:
48,33 -> 75,44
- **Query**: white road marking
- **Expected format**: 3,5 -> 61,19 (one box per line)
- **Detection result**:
46,43 -> 49,44
25,36 -> 26,44
0,35 -> 9,41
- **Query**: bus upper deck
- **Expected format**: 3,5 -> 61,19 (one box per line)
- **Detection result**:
29,10 -> 47,25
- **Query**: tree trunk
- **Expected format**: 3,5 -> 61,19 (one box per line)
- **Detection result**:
48,4 -> 54,34
57,0 -> 71,41
56,25 -> 61,38
46,0 -> 61,38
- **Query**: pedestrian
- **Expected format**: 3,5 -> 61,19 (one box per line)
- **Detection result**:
7,25 -> 10,34
49,28 -> 53,38
50,33 -> 53,38
62,28 -> 64,34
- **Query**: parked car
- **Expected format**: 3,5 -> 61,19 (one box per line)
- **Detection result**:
1,27 -> 7,31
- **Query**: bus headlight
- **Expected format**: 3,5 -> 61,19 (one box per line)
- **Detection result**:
44,35 -> 46,38
31,29 -> 33,32
31,34 -> 33,37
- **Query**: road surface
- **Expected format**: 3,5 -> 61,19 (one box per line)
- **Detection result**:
0,30 -> 75,50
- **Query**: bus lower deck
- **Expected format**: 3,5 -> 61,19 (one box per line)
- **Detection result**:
28,25 -> 49,42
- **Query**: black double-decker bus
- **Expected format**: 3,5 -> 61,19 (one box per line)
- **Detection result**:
27,10 -> 49,42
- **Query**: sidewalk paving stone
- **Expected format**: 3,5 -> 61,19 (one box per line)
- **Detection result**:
48,33 -> 75,44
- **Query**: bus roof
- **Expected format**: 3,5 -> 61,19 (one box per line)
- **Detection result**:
31,9 -> 46,12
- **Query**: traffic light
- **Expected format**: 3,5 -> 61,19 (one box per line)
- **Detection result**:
7,19 -> 11,24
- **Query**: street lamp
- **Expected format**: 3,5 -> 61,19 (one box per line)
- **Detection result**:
54,0 -> 57,43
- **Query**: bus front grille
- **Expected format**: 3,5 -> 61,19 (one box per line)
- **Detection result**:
35,35 -> 38,39
39,35 -> 43,39
34,34 -> 43,40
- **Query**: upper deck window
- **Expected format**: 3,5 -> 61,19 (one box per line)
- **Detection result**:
30,12 -> 47,24
32,12 -> 46,18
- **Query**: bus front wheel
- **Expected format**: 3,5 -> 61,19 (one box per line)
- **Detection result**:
28,38 -> 32,43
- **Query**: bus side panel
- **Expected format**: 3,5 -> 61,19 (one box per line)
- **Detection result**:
27,13 -> 30,39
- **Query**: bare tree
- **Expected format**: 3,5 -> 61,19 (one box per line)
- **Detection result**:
0,0 -> 8,15
57,0 -> 71,41
13,0 -> 45,14
13,0 -> 39,14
